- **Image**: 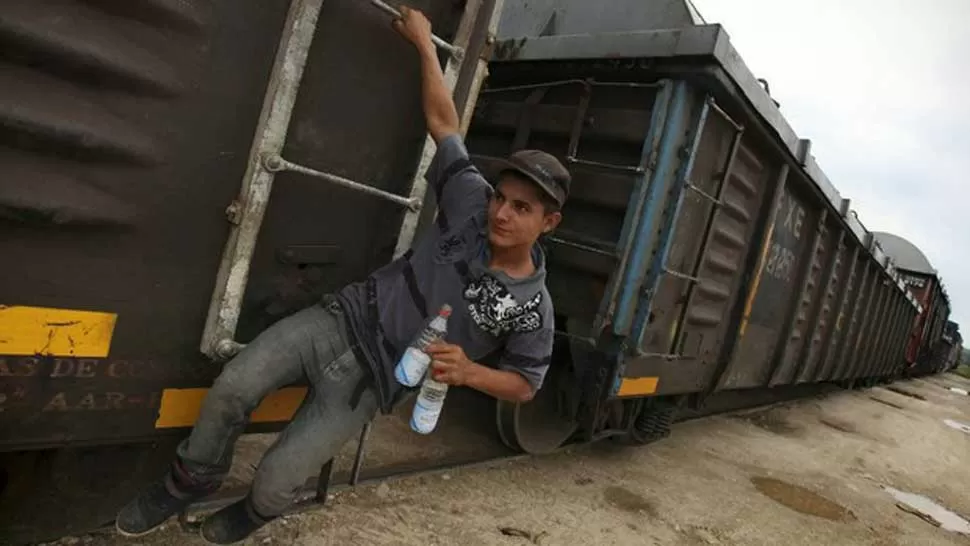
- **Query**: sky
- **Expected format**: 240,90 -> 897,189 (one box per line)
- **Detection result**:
689,0 -> 970,329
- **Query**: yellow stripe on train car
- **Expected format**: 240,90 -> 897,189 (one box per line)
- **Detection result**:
155,387 -> 309,428
739,221 -> 777,337
0,305 -> 117,357
617,376 -> 660,397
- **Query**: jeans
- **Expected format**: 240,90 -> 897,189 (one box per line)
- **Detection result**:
168,300 -> 377,517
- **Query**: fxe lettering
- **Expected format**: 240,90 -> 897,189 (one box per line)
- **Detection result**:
782,195 -> 806,240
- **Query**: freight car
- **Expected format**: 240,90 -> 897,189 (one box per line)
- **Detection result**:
0,0 -> 956,543
871,232 -> 959,376
941,322 -> 963,373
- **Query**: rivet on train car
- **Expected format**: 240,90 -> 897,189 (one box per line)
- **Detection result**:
225,200 -> 243,225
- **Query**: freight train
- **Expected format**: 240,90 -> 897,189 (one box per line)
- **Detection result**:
871,232 -> 960,376
0,0 -> 960,543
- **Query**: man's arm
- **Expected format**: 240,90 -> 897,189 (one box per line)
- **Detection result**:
427,342 -> 535,403
394,6 -> 460,144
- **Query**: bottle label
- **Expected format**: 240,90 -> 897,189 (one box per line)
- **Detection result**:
411,379 -> 448,434
411,399 -> 442,434
414,325 -> 443,350
418,384 -> 447,404
394,347 -> 431,387
410,407 -> 440,434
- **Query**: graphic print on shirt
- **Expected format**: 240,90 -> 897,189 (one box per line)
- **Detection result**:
463,273 -> 543,336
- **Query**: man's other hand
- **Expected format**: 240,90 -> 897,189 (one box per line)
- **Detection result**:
427,341 -> 472,386
393,5 -> 434,51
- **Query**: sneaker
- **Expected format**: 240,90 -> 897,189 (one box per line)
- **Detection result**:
115,479 -> 200,537
200,497 -> 273,544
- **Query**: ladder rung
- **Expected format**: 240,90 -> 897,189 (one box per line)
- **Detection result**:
706,97 -> 744,132
264,154 -> 422,210
664,268 -> 703,284
566,156 -> 645,174
635,351 -> 690,360
546,236 -> 618,258
369,0 -> 464,59
686,182 -> 723,206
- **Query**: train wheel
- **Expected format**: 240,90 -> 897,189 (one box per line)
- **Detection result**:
0,436 -> 182,545
495,380 -> 578,455
618,403 -> 676,446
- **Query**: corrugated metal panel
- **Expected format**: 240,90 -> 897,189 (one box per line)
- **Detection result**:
632,102 -> 746,353
845,272 -> 889,379
769,209 -> 831,386
815,246 -> 862,380
797,232 -> 847,383
854,278 -> 892,378
829,261 -> 870,379
620,96 -> 777,396
878,296 -> 911,376
719,178 -> 819,389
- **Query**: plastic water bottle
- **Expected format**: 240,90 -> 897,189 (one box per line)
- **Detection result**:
411,376 -> 449,434
394,304 -> 452,387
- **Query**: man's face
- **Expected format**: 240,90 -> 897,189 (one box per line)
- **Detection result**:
487,174 -> 562,250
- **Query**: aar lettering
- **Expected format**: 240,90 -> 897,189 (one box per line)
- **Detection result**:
44,392 -> 70,411
104,392 -> 125,410
41,391 -> 161,412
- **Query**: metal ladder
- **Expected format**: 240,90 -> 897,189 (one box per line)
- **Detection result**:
200,0 -> 472,362
629,97 -> 745,359
190,0 -> 497,506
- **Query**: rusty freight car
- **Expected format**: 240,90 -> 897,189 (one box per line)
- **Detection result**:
0,0 -> 956,543
871,231 -> 958,377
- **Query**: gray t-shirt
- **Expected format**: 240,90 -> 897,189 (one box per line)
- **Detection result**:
336,134 -> 555,414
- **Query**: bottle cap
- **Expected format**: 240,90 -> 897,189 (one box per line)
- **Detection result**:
438,304 -> 452,317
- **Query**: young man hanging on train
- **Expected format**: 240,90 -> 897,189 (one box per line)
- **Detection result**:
115,5 -> 571,544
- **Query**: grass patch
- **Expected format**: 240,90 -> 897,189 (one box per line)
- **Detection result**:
954,365 -> 970,380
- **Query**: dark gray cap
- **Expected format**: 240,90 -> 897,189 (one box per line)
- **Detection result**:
498,149 -> 571,208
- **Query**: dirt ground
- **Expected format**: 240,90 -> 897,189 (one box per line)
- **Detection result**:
49,373 -> 970,546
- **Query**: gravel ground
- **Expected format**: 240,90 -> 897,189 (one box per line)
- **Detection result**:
47,373 -> 970,546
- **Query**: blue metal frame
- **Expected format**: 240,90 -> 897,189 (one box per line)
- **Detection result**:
609,85 -> 710,397
611,81 -> 690,336
629,95 -> 712,351
592,80 -> 673,334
